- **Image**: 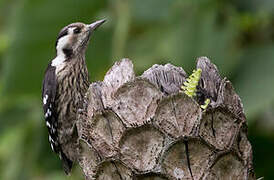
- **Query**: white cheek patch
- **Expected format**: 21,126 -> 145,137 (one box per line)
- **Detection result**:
51,36 -> 69,67
52,28 -> 74,67
56,35 -> 70,54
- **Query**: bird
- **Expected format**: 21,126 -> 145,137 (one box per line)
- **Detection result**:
42,19 -> 105,174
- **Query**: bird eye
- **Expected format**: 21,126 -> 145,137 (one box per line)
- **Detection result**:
73,27 -> 81,34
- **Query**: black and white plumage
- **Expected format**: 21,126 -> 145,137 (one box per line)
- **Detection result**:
42,19 -> 105,174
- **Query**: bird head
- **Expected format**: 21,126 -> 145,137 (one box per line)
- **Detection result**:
55,19 -> 106,58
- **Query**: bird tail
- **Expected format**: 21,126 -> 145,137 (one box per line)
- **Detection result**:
60,151 -> 73,175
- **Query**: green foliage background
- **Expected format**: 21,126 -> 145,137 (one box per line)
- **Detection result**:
0,0 -> 273,179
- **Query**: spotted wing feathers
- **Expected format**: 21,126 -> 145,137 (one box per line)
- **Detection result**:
42,65 -> 59,152
42,64 -> 73,174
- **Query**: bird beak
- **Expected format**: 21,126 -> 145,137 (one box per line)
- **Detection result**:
88,19 -> 106,31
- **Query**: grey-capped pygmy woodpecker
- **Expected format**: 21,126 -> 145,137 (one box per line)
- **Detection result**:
42,19 -> 105,174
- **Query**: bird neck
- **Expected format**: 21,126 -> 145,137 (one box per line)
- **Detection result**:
52,50 -> 66,67
54,54 -> 90,97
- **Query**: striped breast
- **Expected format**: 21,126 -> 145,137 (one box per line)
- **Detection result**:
55,55 -> 89,143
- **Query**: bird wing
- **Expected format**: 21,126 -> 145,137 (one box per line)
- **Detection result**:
42,64 -> 73,174
42,64 -> 59,153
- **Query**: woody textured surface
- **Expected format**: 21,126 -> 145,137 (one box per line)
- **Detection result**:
77,57 -> 255,180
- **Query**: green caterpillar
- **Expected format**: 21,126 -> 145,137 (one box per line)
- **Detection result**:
181,68 -> 210,110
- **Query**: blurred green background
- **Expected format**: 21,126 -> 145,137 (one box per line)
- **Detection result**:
0,0 -> 273,179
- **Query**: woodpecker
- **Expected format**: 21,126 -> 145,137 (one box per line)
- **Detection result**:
42,19 -> 105,174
